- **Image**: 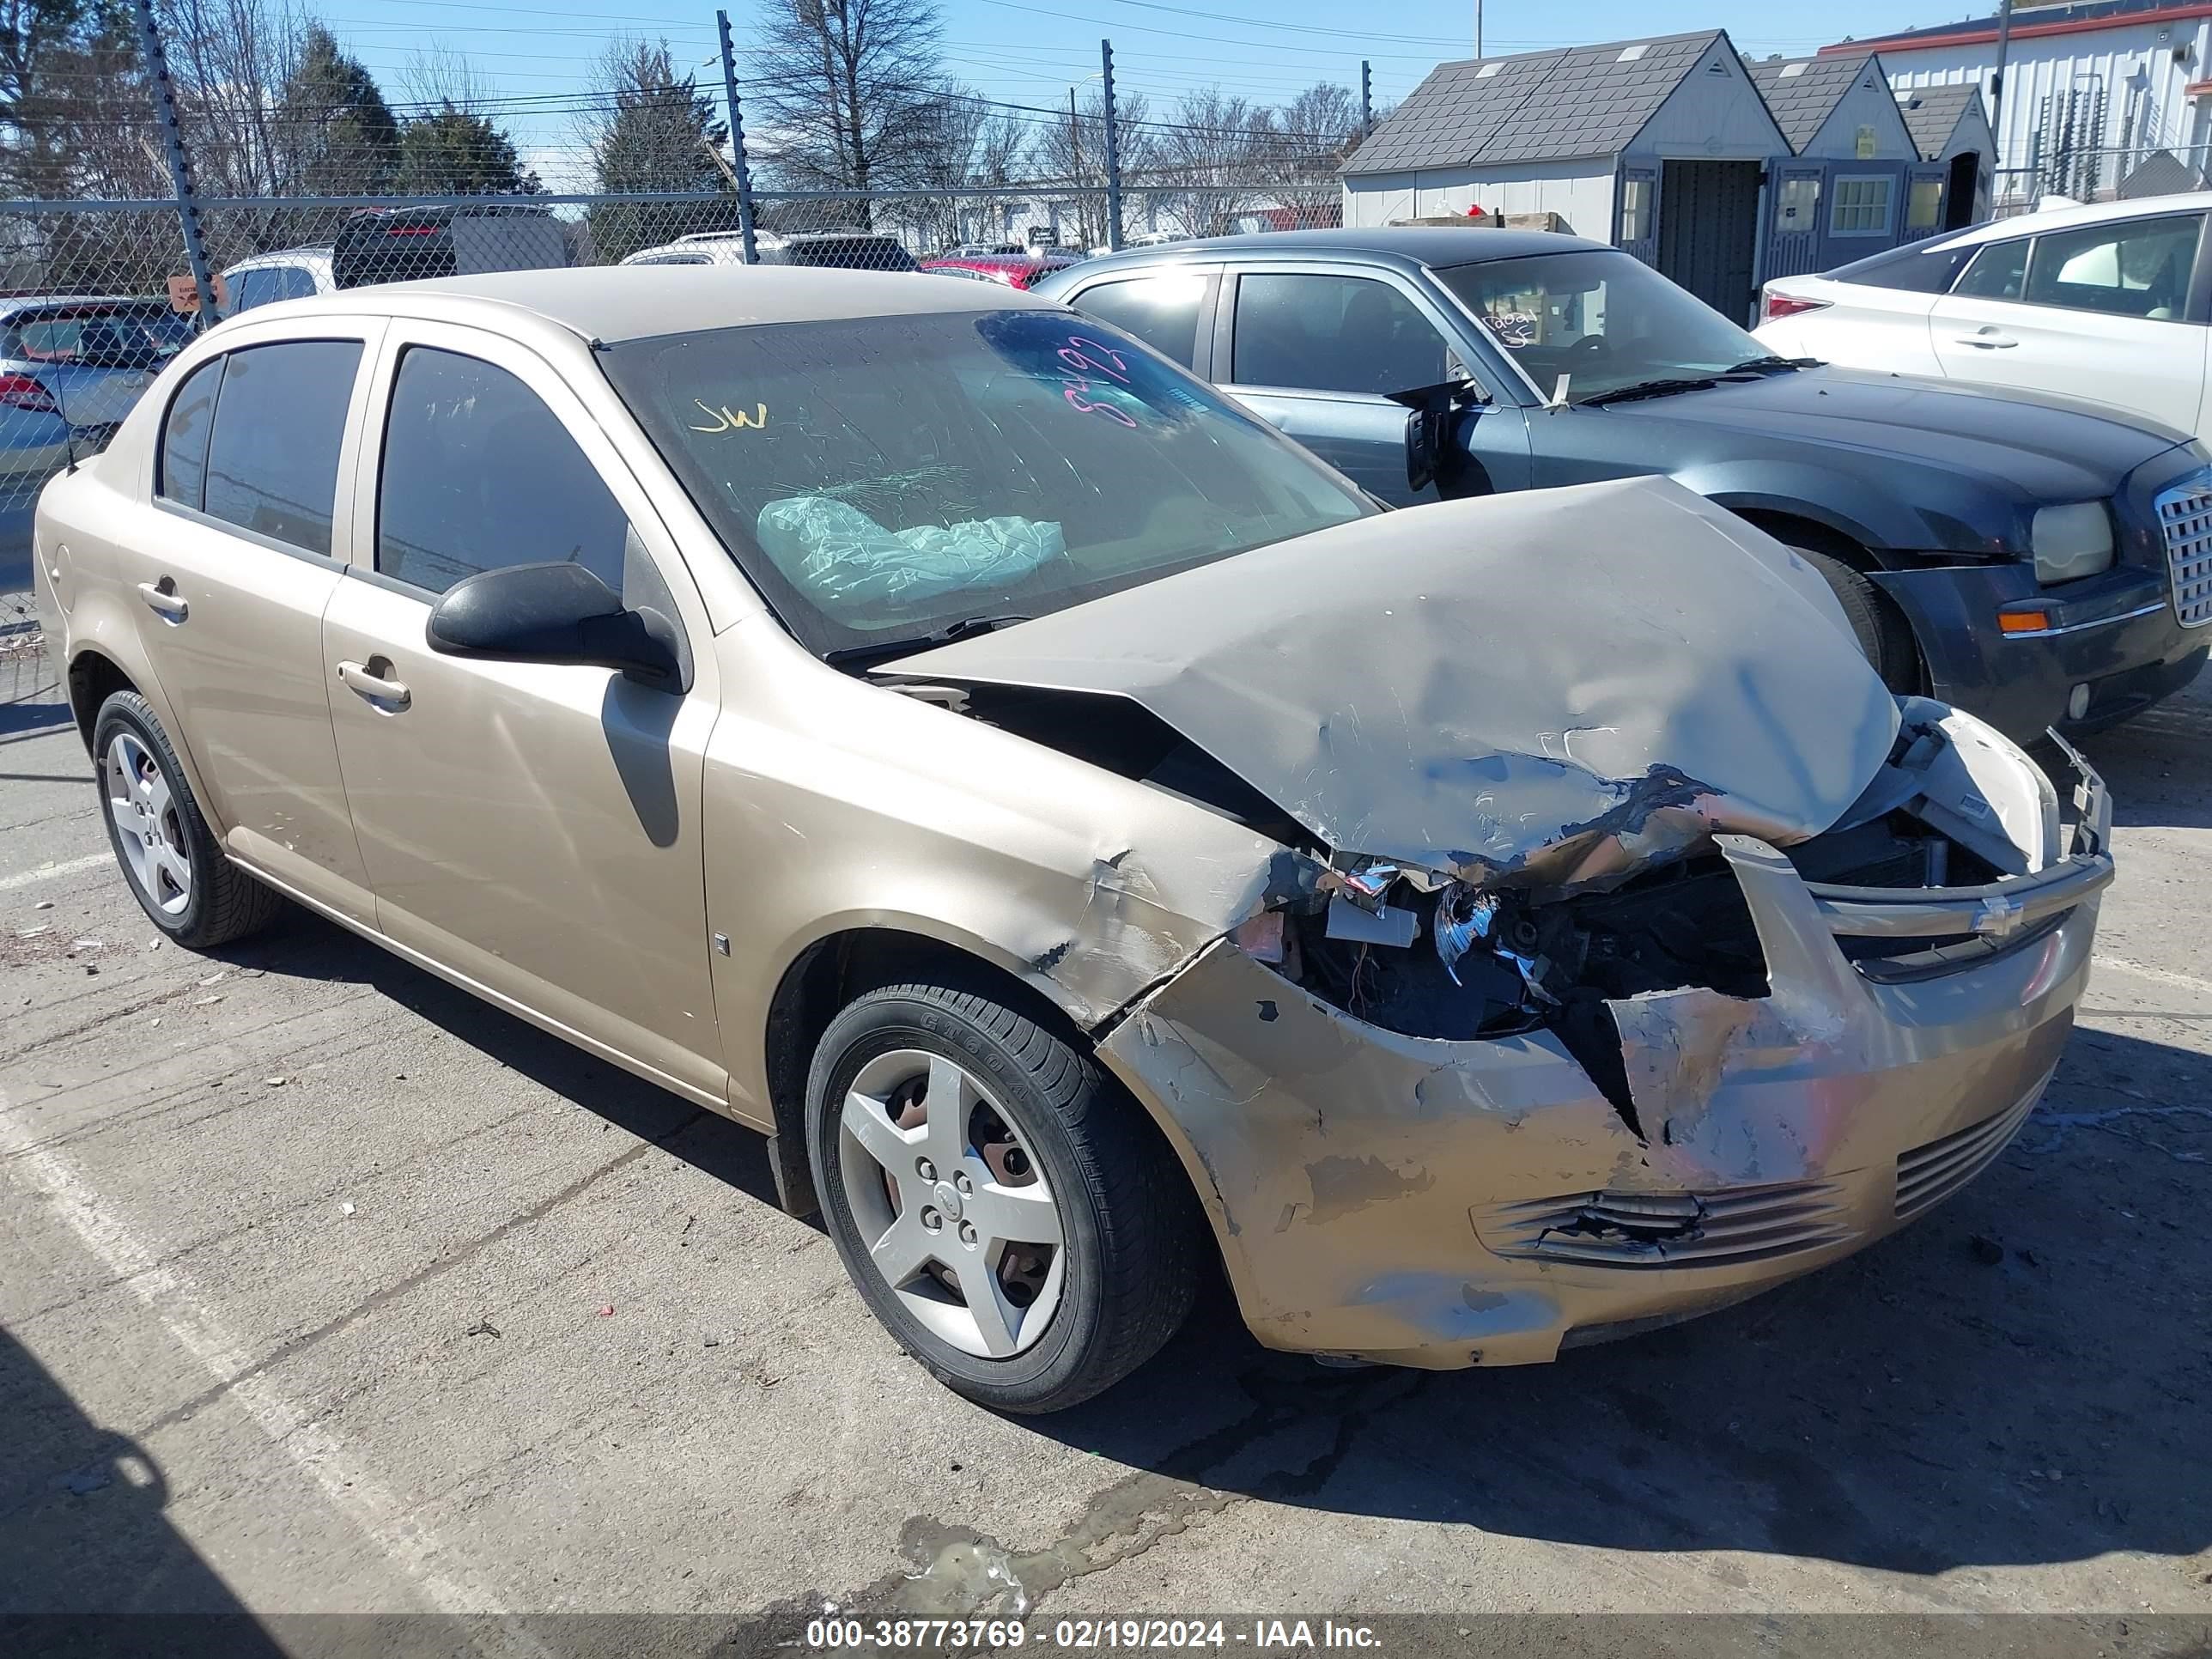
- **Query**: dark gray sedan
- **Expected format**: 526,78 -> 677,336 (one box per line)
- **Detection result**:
1035,228 -> 2211,740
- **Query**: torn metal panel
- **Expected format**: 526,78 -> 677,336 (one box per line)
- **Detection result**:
882,477 -> 1899,892
1097,815 -> 2097,1368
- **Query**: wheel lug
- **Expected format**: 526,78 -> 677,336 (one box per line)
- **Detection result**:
916,1158 -> 935,1182
958,1221 -> 978,1247
954,1171 -> 972,1195
921,1206 -> 941,1231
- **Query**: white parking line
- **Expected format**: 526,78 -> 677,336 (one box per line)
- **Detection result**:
2092,954 -> 2212,1000
0,1083 -> 546,1649
0,852 -> 109,894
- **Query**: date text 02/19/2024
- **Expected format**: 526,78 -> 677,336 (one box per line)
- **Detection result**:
802,1618 -> 1384,1650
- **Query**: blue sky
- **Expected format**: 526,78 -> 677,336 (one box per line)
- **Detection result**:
307,0 -> 1971,186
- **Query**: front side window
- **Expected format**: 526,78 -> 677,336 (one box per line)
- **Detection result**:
2024,214 -> 2203,319
599,308 -> 1370,655
1231,272 -> 1448,396
230,270 -> 277,313
278,266 -> 320,301
200,340 -> 362,555
1831,176 -> 1894,237
1953,237 -> 2029,301
157,357 -> 224,510
1068,273 -> 1210,367
1433,250 -> 1766,403
377,347 -> 630,595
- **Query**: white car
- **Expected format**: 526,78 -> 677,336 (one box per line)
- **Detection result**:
220,246 -> 334,315
1755,192 -> 2212,441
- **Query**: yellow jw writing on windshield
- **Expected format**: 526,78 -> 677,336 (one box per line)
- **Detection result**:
690,399 -> 769,433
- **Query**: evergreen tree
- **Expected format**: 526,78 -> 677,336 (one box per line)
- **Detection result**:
580,38 -> 735,261
396,102 -> 539,195
278,25 -> 399,196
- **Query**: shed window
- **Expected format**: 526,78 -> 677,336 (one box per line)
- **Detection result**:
1831,175 -> 1894,237
1906,178 -> 1945,233
1619,177 -> 1651,243
1777,175 -> 1820,228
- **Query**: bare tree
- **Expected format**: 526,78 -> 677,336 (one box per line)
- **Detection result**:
1279,81 -> 1361,175
398,40 -> 488,112
747,0 -> 945,222
887,83 -> 1031,249
1030,86 -> 1153,250
1146,89 -> 1276,238
156,0 -> 307,198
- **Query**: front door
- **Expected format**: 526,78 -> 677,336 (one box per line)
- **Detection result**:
1765,161 -> 1827,282
320,322 -> 727,1102
1929,209 -> 2209,438
1218,267 -> 1471,505
127,327 -> 380,922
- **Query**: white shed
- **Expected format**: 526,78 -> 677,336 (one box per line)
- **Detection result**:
1341,30 -> 1790,322
1896,82 -> 1998,227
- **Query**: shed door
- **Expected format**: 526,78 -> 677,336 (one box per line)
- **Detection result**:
1765,161 -> 1827,281
1658,159 -> 1763,323
1616,164 -> 1659,267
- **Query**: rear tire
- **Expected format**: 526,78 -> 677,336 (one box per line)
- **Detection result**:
806,977 -> 1200,1413
1791,545 -> 1923,695
92,690 -> 281,950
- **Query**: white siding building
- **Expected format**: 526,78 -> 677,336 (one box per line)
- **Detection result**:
1834,0 -> 2212,204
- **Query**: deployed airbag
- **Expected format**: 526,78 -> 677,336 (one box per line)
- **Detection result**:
755,495 -> 1063,605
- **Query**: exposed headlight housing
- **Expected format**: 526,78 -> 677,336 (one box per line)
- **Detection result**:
2032,501 -> 2114,585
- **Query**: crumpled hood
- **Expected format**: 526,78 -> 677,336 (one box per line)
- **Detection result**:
881,477 -> 1903,890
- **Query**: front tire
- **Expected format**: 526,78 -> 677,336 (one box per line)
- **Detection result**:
1791,545 -> 1923,695
806,978 -> 1200,1413
92,690 -> 280,949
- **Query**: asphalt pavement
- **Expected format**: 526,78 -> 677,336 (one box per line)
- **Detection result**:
2,611 -> 2209,1654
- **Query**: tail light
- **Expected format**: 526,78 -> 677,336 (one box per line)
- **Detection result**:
0,373 -> 60,413
1761,291 -> 1832,323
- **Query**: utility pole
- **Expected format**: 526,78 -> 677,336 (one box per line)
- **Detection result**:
1475,0 -> 1484,59
1989,0 -> 2015,170
1100,40 -> 1124,252
714,9 -> 761,264
1361,60 -> 1373,135
131,0 -> 216,322
1068,86 -> 1084,247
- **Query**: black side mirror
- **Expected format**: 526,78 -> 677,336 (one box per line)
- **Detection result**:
427,562 -> 684,690
1389,380 -> 1484,498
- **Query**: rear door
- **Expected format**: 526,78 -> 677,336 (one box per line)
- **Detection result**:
1055,264 -> 1221,375
125,326 -> 381,921
1217,265 -> 1466,504
319,321 -> 727,1101
1929,210 -> 2209,436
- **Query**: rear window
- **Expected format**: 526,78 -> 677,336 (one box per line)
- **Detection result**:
200,340 -> 362,554
784,236 -> 918,271
1827,229 -> 1981,294
10,305 -> 189,368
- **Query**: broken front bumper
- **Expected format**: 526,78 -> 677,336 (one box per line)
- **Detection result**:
1098,773 -> 2113,1370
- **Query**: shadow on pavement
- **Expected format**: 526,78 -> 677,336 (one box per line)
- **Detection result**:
0,1328 -> 284,1650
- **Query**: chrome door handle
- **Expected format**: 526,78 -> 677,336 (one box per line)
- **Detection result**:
337,659 -> 411,709
137,580 -> 187,623
1955,333 -> 2018,348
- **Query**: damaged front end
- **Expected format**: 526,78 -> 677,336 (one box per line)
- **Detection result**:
1096,705 -> 2108,1367
878,479 -> 2112,1367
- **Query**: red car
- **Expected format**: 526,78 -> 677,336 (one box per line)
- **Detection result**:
919,253 -> 1082,290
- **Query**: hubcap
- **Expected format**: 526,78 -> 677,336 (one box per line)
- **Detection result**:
836,1048 -> 1066,1358
105,732 -> 191,917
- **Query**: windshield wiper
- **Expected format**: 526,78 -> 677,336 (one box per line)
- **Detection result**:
1577,376 -> 1720,408
1723,354 -> 1822,374
825,611 -> 1032,666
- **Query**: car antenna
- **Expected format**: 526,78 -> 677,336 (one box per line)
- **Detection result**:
1546,373 -> 1571,411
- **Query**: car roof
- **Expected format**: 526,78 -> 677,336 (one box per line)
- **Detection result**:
1919,191 -> 2212,253
250,264 -> 1056,343
1071,225 -> 1610,276
224,246 -> 331,269
0,295 -> 173,317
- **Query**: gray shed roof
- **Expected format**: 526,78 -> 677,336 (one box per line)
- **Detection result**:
1895,82 -> 1985,161
1342,29 -> 1735,176
1747,53 -> 1875,152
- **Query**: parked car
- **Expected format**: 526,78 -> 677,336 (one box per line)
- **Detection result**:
39,267 -> 2111,1410
331,205 -> 568,289
1755,194 -> 2212,442
220,246 -> 332,315
1037,227 -> 2212,740
919,252 -> 1081,289
620,228 -> 919,271
940,242 -> 1024,258
0,296 -> 191,495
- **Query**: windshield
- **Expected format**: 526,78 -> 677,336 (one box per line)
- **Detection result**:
600,308 -> 1372,656
1432,250 -> 1767,404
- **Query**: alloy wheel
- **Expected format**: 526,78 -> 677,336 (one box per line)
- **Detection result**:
105,731 -> 191,916
836,1047 -> 1066,1358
